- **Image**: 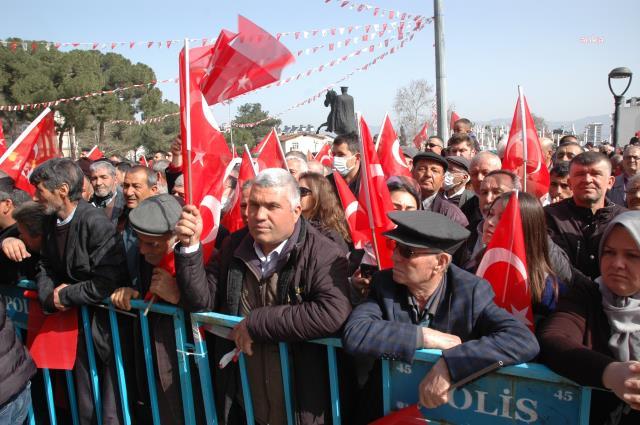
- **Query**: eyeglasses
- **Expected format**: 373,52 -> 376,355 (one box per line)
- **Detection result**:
427,143 -> 443,149
387,239 -> 440,259
299,187 -> 312,197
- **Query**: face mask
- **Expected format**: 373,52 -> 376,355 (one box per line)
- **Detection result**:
443,171 -> 457,190
333,155 -> 354,176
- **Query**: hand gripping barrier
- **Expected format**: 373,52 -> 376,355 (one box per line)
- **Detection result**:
1,281 -> 197,425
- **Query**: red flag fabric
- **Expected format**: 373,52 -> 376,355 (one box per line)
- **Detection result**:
180,43 -> 234,262
502,94 -> 550,199
376,114 -> 411,178
25,291 -> 78,370
221,148 -> 257,233
333,172 -> 372,250
144,253 -> 176,301
358,115 -> 395,269
139,155 -> 149,167
200,16 -> 295,105
370,404 -> 428,425
314,143 -> 333,167
0,119 -> 6,156
254,129 -> 287,171
0,108 -> 59,195
476,194 -> 534,330
413,122 -> 429,149
450,111 -> 460,130
87,145 -> 104,161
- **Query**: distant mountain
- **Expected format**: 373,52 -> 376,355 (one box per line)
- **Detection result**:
476,114 -> 612,138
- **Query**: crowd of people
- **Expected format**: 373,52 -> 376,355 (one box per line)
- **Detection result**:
2,120 -> 640,425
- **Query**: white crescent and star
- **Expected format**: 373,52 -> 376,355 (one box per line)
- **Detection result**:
200,195 -> 222,245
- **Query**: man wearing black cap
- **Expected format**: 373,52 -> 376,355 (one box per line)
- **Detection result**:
442,156 -> 473,208
110,193 -> 187,424
343,211 -> 539,417
411,151 -> 468,227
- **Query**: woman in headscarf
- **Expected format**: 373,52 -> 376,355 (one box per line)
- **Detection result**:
539,210 -> 640,425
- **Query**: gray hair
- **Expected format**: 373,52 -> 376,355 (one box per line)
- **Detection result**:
285,151 -> 308,162
152,159 -> 170,173
12,201 -> 46,237
286,156 -> 309,172
253,168 -> 300,210
89,160 -> 116,177
470,151 -> 502,169
241,179 -> 254,192
174,174 -> 184,187
30,158 -> 84,202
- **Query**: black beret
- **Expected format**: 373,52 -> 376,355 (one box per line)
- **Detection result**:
383,210 -> 470,254
446,156 -> 470,173
129,193 -> 183,236
412,151 -> 448,172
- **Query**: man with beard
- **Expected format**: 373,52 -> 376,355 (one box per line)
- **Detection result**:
30,158 -> 129,425
89,161 -> 126,226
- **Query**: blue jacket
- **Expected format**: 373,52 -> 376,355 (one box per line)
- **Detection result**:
342,265 -> 539,383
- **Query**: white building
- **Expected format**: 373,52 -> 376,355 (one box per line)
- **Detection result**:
280,133 -> 332,155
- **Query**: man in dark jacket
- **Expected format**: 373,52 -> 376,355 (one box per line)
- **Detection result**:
608,144 -> 640,206
0,296 -> 36,424
30,158 -> 130,425
89,160 -> 126,226
174,168 -> 352,425
545,152 -> 625,280
343,211 -> 539,420
411,152 -> 468,227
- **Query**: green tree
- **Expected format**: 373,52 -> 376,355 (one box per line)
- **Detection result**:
228,103 -> 281,150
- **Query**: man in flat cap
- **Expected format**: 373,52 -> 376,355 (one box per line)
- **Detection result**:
343,211 -> 539,420
110,193 -> 188,424
442,156 -> 473,208
411,151 -> 468,227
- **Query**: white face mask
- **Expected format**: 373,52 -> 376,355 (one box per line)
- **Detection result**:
443,171 -> 457,190
332,155 -> 355,176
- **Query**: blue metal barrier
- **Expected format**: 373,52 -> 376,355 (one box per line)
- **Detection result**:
191,311 -> 593,425
0,282 -> 197,425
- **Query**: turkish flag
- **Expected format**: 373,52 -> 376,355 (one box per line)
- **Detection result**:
314,143 -> 333,167
0,108 -> 59,195
450,111 -> 460,130
0,118 -> 6,156
376,114 -> 411,178
24,291 -> 78,370
253,128 -> 287,171
413,122 -> 429,149
333,172 -> 372,250
358,115 -> 395,270
502,92 -> 550,198
476,194 -> 534,330
139,155 -> 149,167
87,145 -> 104,161
221,147 -> 257,233
144,253 -> 176,301
180,44 -> 234,262
370,404 -> 429,425
200,16 -> 294,105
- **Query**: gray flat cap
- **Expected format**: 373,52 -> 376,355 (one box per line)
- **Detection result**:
446,156 -> 470,172
383,210 -> 470,254
129,193 -> 182,236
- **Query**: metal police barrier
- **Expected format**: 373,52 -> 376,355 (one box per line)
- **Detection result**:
191,311 -> 593,425
0,281 -> 197,425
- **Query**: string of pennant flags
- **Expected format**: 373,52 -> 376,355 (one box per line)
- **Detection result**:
109,26 -> 421,128
0,18 -> 431,54
1,19 -> 426,112
322,0 -> 426,22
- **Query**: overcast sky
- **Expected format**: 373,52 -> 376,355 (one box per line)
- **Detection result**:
3,0 -> 639,127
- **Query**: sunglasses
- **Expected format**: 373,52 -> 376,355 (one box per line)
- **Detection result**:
427,143 -> 443,149
299,187 -> 312,197
387,239 -> 440,259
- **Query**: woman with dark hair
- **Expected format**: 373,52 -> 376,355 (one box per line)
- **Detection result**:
481,191 -> 566,321
298,172 -> 351,253
386,176 -> 421,211
539,211 -> 640,424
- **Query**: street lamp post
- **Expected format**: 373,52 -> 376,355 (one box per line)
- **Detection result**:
608,67 -> 633,148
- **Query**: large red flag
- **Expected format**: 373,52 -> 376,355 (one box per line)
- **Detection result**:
358,115 -> 395,269
200,16 -> 294,105
24,291 -> 78,370
476,194 -> 534,330
180,44 -> 234,262
502,91 -> 550,199
333,172 -> 372,251
450,111 -> 460,130
87,145 -> 104,161
376,114 -> 411,178
413,122 -> 429,150
254,128 -> 287,171
0,119 -> 6,156
314,143 -> 333,167
221,147 -> 257,233
0,108 -> 59,195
